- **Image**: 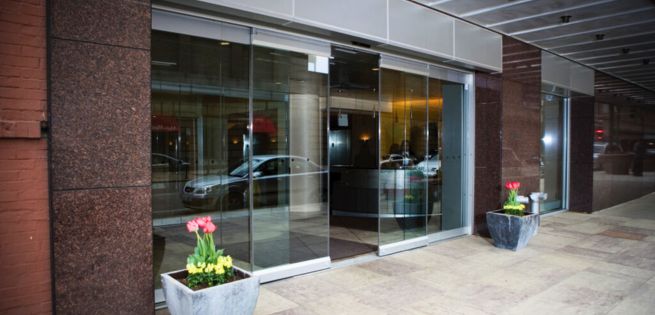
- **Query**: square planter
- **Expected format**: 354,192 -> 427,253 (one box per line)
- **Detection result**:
161,267 -> 260,315
486,210 -> 540,251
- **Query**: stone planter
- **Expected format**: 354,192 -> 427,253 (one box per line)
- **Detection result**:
161,267 -> 259,315
486,210 -> 540,251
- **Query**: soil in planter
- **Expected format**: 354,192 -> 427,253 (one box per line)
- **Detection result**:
170,269 -> 249,291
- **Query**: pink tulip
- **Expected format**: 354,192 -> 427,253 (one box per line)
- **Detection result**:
186,220 -> 198,233
195,216 -> 211,228
203,221 -> 216,233
505,181 -> 513,190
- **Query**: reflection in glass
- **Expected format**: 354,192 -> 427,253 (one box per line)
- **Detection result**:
540,93 -> 564,212
379,69 -> 427,245
328,47 -> 380,259
592,101 -> 655,210
151,30 -> 251,290
251,45 -> 328,270
426,78 -> 443,234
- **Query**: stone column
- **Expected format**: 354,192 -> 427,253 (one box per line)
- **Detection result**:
49,1 -> 152,313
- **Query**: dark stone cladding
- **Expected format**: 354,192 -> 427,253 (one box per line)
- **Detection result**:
52,187 -> 152,314
48,0 -> 153,313
501,36 -> 541,195
569,92 -> 594,212
474,72 -> 503,236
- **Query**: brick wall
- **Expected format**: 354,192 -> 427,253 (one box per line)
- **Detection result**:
0,0 -> 51,314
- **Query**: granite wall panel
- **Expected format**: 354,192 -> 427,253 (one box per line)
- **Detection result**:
474,72 -> 503,236
49,0 -> 152,312
501,36 -> 541,195
52,187 -> 153,314
51,0 -> 150,49
569,92 -> 594,212
50,39 -> 150,190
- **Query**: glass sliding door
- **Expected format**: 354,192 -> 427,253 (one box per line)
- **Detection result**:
541,93 -> 566,212
379,66 -> 428,250
426,75 -> 466,236
151,24 -> 252,293
440,81 -> 465,230
328,47 -> 380,260
251,38 -> 329,271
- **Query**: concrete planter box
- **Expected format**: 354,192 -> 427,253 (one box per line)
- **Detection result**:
486,210 -> 539,251
161,267 -> 259,315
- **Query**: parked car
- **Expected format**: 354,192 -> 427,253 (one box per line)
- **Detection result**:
416,154 -> 441,177
181,155 -> 324,211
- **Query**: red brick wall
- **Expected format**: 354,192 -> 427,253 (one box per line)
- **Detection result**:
0,0 -> 51,314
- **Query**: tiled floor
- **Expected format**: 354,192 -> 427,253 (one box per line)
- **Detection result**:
158,192 -> 655,314
253,193 -> 655,315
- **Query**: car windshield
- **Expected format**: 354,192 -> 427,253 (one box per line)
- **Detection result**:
229,159 -> 264,177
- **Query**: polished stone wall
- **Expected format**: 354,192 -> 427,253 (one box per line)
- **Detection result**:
474,72 -> 503,236
569,92 -> 594,212
501,36 -> 542,195
49,1 -> 152,313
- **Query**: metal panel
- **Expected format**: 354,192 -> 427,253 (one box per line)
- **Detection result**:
152,9 -> 250,44
428,65 -> 469,84
453,20 -> 502,71
252,257 -> 331,283
542,51 -> 571,89
570,64 -> 595,96
378,236 -> 428,256
380,54 -> 429,76
388,0 -> 454,58
293,0 -> 388,41
252,28 -> 331,57
197,0 -> 293,20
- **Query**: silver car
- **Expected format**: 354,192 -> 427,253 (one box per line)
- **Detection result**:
181,155 -> 323,211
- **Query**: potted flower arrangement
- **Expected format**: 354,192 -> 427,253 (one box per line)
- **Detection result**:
486,181 -> 540,251
160,216 -> 259,315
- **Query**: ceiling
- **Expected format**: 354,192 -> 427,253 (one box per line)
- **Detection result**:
414,0 -> 655,104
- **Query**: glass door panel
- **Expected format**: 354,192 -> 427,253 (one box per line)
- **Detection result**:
328,47 -> 380,260
251,45 -> 328,270
151,30 -> 252,290
379,68 -> 427,246
426,78 -> 442,234
541,93 -> 565,212
441,82 -> 465,230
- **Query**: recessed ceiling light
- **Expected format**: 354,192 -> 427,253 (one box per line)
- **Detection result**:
220,41 -> 230,46
560,15 -> 572,23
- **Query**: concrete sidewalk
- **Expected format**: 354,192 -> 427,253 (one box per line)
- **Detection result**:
254,193 -> 655,315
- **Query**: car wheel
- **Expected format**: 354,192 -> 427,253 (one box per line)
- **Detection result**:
223,191 -> 246,211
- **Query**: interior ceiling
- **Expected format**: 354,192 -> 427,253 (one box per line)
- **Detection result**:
414,0 -> 655,104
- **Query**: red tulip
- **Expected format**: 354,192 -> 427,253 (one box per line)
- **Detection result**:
505,181 -> 513,190
203,221 -> 216,233
186,220 -> 198,233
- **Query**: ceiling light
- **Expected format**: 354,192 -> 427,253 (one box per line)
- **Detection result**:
220,41 -> 230,46
595,34 -> 605,40
560,15 -> 572,23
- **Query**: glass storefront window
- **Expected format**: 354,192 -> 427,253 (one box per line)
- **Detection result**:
540,93 -> 566,212
151,12 -> 473,290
